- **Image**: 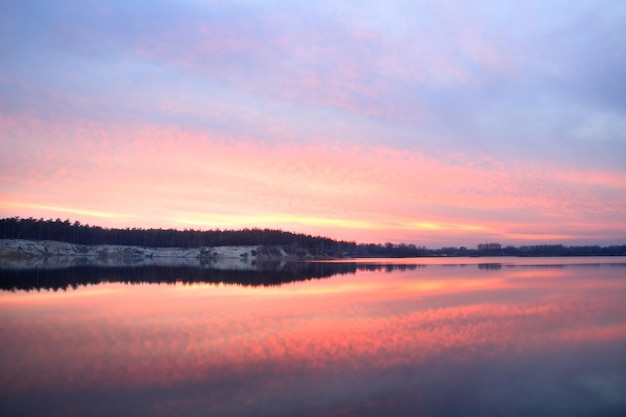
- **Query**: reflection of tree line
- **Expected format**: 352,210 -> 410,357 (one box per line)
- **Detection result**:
1,263 -> 430,292
359,264 -> 426,272
3,261 -> 625,292
0,263 -> 343,292
478,263 -> 502,270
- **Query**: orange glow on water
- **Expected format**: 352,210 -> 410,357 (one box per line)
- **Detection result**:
2,261 -> 625,396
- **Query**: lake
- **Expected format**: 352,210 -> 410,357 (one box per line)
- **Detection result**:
1,257 -> 625,416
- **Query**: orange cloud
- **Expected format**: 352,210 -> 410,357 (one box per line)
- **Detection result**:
1,113 -> 625,245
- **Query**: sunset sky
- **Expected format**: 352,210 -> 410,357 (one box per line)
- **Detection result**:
1,0 -> 625,247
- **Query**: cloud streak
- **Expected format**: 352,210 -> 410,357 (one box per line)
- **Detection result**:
2,110 -> 625,245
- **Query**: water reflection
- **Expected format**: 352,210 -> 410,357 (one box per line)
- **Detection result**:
3,256 -> 625,292
1,258 -> 625,416
0,261 -> 357,291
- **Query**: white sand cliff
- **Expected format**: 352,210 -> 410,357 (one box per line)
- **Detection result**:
0,239 -> 291,270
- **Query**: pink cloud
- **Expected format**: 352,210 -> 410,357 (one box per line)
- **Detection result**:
1,111 -> 625,245
123,5 -> 522,125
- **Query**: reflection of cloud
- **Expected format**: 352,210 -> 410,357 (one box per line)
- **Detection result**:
2,264 -> 626,415
2,266 -> 625,395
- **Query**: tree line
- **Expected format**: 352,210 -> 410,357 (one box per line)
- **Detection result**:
0,216 -> 356,256
1,217 -> 625,257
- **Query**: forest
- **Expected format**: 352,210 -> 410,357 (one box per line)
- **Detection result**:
1,217 -> 625,258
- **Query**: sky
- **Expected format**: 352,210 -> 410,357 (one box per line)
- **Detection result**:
1,0 -> 625,247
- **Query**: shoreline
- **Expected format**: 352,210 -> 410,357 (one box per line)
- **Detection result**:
2,239 -> 625,268
0,239 -> 296,259
2,238 -> 625,261
0,239 -> 308,270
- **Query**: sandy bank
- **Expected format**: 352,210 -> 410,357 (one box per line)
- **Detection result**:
0,239 -> 294,270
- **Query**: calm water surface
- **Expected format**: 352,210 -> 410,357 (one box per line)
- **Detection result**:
1,257 -> 625,416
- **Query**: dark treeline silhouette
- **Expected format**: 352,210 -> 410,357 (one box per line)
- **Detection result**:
425,243 -> 626,257
1,217 -> 625,258
0,216 -> 355,257
0,262 -> 430,292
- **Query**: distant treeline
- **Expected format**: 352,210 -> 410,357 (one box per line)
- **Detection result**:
1,217 -> 625,257
429,243 -> 626,257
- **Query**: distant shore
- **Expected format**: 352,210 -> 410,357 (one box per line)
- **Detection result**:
0,239 -> 626,264
3,218 -> 626,259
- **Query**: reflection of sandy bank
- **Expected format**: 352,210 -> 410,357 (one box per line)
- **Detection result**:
0,256 -> 279,270
0,239 -> 289,271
